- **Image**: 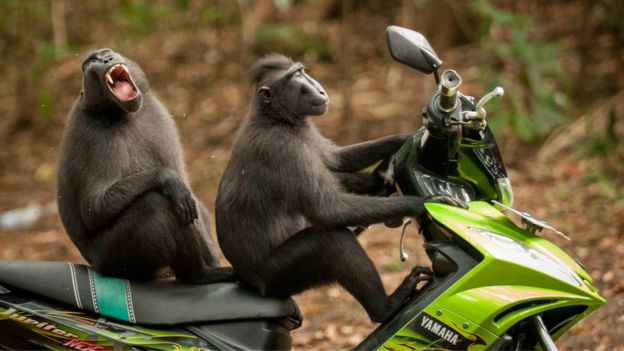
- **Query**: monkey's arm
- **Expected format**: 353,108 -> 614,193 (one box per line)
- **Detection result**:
304,192 -> 426,229
333,134 -> 409,172
80,168 -> 196,232
333,171 -> 385,195
306,192 -> 467,229
80,169 -> 163,232
301,159 -> 465,228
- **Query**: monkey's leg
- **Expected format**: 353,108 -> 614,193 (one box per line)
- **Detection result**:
259,227 -> 424,323
193,198 -> 218,266
91,192 -> 233,283
90,192 -> 178,281
196,199 -> 212,228
173,203 -> 236,284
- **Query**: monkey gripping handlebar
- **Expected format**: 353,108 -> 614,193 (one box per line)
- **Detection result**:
395,79 -> 505,262
384,27 -> 507,261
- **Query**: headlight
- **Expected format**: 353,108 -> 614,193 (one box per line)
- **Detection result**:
471,227 -> 582,287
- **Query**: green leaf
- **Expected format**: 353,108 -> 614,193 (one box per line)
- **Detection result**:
37,89 -> 54,120
513,114 -> 535,142
382,262 -> 405,272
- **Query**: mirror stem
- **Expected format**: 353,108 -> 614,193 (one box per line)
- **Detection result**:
433,69 -> 440,85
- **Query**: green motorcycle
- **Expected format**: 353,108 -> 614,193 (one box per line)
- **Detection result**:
356,26 -> 605,350
0,26 -> 604,350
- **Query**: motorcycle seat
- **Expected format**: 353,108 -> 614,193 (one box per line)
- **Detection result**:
0,260 -> 302,327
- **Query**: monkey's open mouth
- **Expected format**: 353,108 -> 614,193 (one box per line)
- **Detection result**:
104,64 -> 138,102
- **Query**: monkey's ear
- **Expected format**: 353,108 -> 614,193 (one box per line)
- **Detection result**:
257,86 -> 272,105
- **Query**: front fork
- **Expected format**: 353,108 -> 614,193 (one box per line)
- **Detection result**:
499,315 -> 558,351
529,315 -> 558,351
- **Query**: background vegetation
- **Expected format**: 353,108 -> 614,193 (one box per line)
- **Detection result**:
0,0 -> 622,349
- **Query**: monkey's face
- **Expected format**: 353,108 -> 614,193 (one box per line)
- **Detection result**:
287,67 -> 329,117
258,63 -> 329,118
81,48 -> 144,113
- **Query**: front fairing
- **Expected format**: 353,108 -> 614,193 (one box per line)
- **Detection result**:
380,129 -> 604,349
394,127 -> 513,206
374,202 -> 605,350
423,201 -> 605,338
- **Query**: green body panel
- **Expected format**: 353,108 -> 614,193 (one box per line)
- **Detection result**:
379,201 -> 605,350
455,142 -> 497,200
378,304 -> 498,351
427,201 -> 604,334
426,201 -> 595,284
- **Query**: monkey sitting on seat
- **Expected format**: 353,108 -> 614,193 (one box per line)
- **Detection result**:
58,49 -> 232,283
216,54 -> 466,322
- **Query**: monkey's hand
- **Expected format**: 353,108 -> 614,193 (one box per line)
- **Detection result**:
158,168 -> 198,224
424,195 -> 469,209
373,155 -> 397,196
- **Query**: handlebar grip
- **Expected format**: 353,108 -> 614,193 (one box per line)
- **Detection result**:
439,70 -> 461,112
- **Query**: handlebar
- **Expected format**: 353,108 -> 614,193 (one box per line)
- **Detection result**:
438,70 -> 461,112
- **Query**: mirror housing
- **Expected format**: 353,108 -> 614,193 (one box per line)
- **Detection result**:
386,26 -> 442,74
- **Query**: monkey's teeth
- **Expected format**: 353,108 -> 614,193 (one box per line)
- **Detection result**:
105,73 -> 114,85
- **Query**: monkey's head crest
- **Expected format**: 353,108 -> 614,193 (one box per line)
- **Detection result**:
250,53 -> 294,87
81,48 -> 145,113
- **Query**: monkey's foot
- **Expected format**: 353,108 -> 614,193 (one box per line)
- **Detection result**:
410,266 -> 433,279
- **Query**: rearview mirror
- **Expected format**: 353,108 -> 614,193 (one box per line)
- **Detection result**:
386,26 -> 442,74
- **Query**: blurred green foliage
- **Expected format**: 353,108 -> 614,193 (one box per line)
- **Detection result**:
0,1 -> 66,124
0,0 -> 620,148
112,1 -> 193,40
113,0 -> 164,36
382,262 -> 406,272
584,109 -> 621,156
255,24 -> 332,61
471,0 -> 568,143
583,108 -> 624,200
587,168 -> 623,201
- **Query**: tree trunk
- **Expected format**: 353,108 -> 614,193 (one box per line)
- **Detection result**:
50,0 -> 67,59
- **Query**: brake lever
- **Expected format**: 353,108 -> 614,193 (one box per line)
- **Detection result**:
476,86 -> 504,112
399,218 -> 412,261
463,86 -> 505,122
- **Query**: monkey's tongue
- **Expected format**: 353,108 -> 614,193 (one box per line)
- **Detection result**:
111,81 -> 136,101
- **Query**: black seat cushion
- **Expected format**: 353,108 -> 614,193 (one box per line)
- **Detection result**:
0,260 -> 301,326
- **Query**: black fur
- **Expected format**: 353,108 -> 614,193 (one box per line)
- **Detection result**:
58,48 -> 233,283
216,54 -> 462,322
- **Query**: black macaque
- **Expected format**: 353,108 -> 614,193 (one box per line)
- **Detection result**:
58,48 -> 233,284
215,54 -> 466,322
